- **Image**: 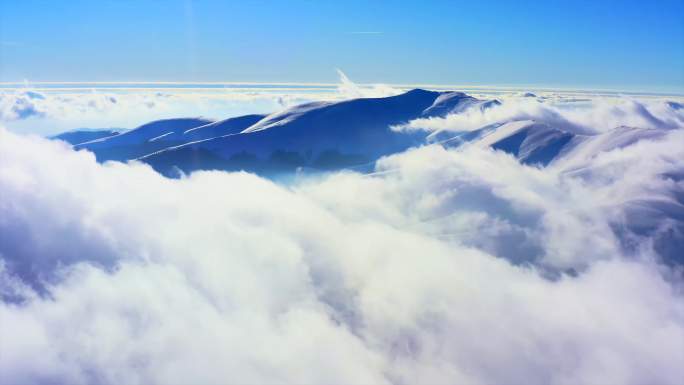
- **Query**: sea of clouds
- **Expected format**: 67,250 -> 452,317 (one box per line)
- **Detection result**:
0,74 -> 401,136
1,86 -> 684,384
0,88 -> 317,136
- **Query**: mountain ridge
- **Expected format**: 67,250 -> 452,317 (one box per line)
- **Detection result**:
52,89 -> 678,179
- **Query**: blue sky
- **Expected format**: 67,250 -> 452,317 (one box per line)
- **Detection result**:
1,0 -> 683,92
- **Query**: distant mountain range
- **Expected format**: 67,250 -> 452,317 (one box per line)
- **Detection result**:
65,90 -> 497,176
55,89 -> 672,178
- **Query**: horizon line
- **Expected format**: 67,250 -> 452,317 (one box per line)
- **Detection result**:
0,81 -> 682,97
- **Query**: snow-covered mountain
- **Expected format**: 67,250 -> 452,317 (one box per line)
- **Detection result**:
73,118 -> 214,161
73,115 -> 267,162
54,89 -> 680,181
455,120 -> 576,166
51,129 -> 122,145
141,89 -> 460,175
63,89 -> 486,176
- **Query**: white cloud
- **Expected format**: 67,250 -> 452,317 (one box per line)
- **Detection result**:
1,123 -> 683,384
0,75 -> 402,136
0,89 -> 321,136
335,69 -> 402,99
400,94 -> 684,134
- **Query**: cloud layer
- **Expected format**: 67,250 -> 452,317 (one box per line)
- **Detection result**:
1,116 -> 683,384
0,72 -> 402,136
0,89 -> 321,136
400,95 -> 684,134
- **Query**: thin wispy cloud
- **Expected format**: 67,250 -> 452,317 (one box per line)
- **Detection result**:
347,31 -> 384,35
